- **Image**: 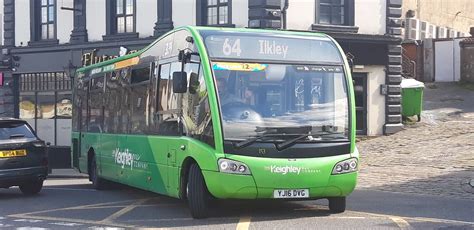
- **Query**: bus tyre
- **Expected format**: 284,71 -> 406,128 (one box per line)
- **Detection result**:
90,156 -> 104,190
19,180 -> 43,195
187,163 -> 210,219
328,197 -> 346,213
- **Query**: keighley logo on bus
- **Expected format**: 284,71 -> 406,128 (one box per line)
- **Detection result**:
265,165 -> 320,175
113,148 -> 148,170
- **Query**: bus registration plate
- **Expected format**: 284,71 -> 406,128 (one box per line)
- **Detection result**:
273,189 -> 309,198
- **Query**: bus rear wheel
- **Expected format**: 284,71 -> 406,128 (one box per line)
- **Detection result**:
187,163 -> 211,219
328,197 -> 346,213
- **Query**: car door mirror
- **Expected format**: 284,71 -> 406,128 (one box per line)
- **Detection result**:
172,71 -> 188,93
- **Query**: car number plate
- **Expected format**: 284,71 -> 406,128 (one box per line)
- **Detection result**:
0,149 -> 27,158
273,189 -> 309,198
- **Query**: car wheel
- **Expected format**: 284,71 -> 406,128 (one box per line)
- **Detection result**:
187,163 -> 211,219
90,155 -> 105,190
19,180 -> 43,195
328,197 -> 346,213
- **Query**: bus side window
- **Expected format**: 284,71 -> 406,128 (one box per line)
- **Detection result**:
104,71 -> 121,133
129,63 -> 151,134
119,68 -> 132,134
156,62 -> 181,136
88,75 -> 105,133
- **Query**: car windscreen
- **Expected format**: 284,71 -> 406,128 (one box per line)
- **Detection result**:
0,122 -> 36,140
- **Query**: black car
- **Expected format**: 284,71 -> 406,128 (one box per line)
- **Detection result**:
0,118 -> 48,195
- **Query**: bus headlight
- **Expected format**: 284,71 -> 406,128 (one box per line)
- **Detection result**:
332,158 -> 358,175
218,159 -> 251,175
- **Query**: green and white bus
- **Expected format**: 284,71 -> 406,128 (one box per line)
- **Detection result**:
72,26 -> 358,218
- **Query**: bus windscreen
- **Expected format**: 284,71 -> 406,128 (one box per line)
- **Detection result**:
201,30 -> 343,63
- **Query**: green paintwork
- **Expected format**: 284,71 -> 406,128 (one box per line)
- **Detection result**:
74,26 -> 358,200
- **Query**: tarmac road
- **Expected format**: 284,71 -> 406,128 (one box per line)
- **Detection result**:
0,178 -> 472,229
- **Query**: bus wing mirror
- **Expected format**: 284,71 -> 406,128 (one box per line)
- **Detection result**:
188,53 -> 201,63
172,71 -> 188,93
189,72 -> 199,94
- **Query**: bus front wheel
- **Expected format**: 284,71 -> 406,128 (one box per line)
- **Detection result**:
187,163 -> 211,219
328,197 -> 346,213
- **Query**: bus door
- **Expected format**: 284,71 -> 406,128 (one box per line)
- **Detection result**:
156,61 -> 182,195
78,79 -> 89,172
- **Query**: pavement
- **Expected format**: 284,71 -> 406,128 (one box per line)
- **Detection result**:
357,82 -> 474,200
49,169 -> 88,179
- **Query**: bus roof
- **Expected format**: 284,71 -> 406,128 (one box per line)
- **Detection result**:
76,26 -> 329,73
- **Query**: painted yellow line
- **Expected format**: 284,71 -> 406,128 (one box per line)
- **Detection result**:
348,210 -> 474,226
389,216 -> 411,230
300,205 -> 473,226
8,214 -> 139,229
236,216 -> 251,230
99,199 -> 148,224
7,199 -> 145,218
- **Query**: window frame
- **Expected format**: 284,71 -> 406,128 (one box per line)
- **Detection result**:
40,0 -> 56,40
29,0 -> 58,44
115,0 -> 136,34
104,0 -> 139,40
315,0 -> 355,27
197,0 -> 234,27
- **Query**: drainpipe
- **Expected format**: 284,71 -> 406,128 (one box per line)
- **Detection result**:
281,0 -> 289,30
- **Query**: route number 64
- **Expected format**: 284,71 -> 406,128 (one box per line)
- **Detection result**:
222,38 -> 242,57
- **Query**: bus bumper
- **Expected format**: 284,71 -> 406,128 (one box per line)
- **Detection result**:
202,154 -> 358,199
202,170 -> 258,199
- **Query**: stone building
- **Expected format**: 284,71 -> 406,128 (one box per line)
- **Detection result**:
0,0 -> 403,168
402,0 -> 474,38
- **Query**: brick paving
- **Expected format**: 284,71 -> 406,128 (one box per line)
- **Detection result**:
356,83 -> 474,200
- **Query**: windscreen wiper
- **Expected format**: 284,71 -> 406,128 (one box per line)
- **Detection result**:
234,133 -> 307,149
275,132 -> 346,151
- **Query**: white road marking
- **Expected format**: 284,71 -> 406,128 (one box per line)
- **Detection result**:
389,216 -> 411,230
13,219 -> 43,223
236,216 -> 251,230
88,227 -> 124,230
15,227 -> 49,230
50,222 -> 83,227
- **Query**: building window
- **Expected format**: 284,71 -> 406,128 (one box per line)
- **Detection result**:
40,0 -> 56,39
116,0 -> 135,33
319,0 -> 346,25
312,0 -> 356,32
316,0 -> 355,26
29,0 -> 57,44
105,0 -> 137,39
30,0 -> 57,42
207,0 -> 229,25
198,0 -> 231,26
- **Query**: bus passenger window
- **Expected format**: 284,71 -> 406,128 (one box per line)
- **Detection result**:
157,62 -> 181,136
